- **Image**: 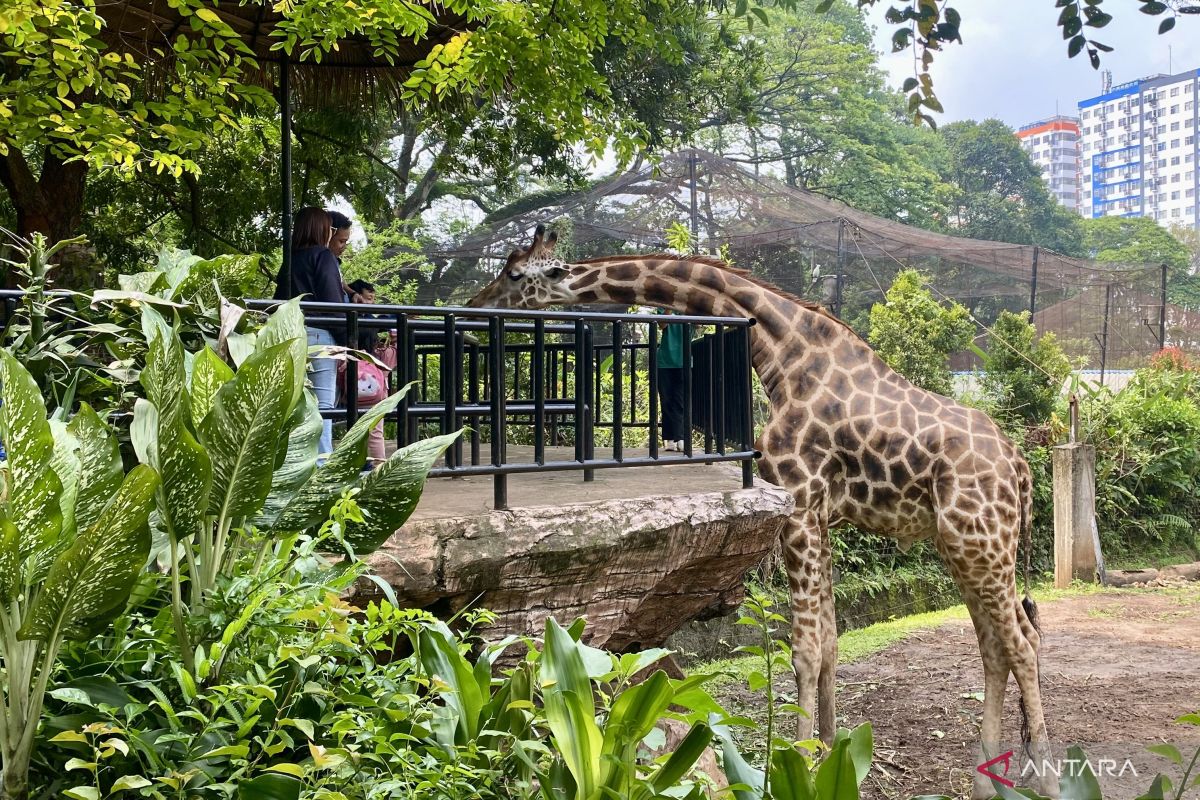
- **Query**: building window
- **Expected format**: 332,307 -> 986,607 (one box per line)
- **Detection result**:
1188,189 -> 1196,198
1172,105 -> 1180,114
1171,86 -> 1180,97
1172,190 -> 1181,200
1172,122 -> 1181,131
1158,124 -> 1168,133
1172,156 -> 1182,165
1188,206 -> 1196,215
1159,142 -> 1167,151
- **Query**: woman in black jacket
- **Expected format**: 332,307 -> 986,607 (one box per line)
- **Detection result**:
275,206 -> 344,456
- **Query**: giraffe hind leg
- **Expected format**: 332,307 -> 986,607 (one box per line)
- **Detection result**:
781,508 -> 827,743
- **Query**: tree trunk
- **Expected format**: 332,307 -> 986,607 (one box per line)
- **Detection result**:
0,148 -> 92,290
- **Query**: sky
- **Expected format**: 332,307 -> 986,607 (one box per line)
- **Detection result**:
865,0 -> 1200,128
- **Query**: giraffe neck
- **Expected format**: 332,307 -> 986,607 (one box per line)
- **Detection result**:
571,256 -> 880,408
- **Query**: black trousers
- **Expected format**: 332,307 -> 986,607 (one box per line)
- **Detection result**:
657,368 -> 686,442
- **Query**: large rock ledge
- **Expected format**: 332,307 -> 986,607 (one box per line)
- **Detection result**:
353,481 -> 795,651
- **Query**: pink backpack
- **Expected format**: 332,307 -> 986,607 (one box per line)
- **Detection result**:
355,361 -> 389,406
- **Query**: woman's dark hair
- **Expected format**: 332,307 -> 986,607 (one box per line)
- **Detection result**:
292,207 -> 332,250
348,279 -> 375,294
328,210 -> 352,230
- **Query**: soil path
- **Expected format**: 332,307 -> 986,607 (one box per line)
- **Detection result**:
713,585 -> 1200,800
835,586 -> 1200,799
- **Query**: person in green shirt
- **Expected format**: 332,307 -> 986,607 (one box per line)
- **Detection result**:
656,308 -> 689,451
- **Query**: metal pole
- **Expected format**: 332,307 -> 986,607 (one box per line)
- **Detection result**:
1160,262 -> 1169,349
688,152 -> 699,252
279,55 -> 293,296
1099,283 -> 1112,385
834,219 -> 846,318
1029,245 -> 1040,316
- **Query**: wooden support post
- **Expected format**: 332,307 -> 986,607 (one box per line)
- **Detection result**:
1053,442 -> 1100,587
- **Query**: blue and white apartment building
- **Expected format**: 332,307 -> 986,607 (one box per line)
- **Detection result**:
1079,69 -> 1200,230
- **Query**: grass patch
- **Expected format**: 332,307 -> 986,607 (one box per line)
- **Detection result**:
689,580 -> 1112,685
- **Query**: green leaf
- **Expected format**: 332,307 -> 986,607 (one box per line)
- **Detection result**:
1135,774 -> 1170,800
201,342 -> 296,521
254,298 -> 307,414
1068,34 -> 1086,58
709,714 -> 764,800
1146,743 -> 1182,765
19,464 -> 158,642
0,349 -> 64,575
238,773 -> 301,800
111,775 -> 152,792
342,431 -> 460,552
62,788 -> 99,800
200,744 -> 250,759
0,510 -> 20,604
66,404 -> 124,532
1059,745 -> 1103,800
274,387 -> 411,531
770,745 -> 816,800
600,671 -> 674,791
418,624 -> 486,742
815,740 -> 859,800
191,346 -> 235,428
645,723 -> 713,798
846,723 -> 874,785
541,618 -> 602,797
143,334 -> 213,541
50,419 -> 82,539
255,392 -> 323,530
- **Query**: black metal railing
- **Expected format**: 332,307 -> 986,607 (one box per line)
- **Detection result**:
0,290 -> 758,510
247,301 -> 758,509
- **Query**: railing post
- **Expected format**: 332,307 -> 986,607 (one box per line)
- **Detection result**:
648,320 -> 659,458
442,313 -> 457,469
395,313 -> 410,450
715,323 -> 726,455
742,323 -> 756,489
489,315 -> 507,509
681,322 -> 693,458
468,341 -> 481,466
584,325 -> 596,482
573,318 -> 586,467
534,318 -> 546,466
612,321 -> 624,462
346,307 -> 359,428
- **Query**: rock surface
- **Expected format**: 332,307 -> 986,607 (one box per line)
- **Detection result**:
353,482 -> 794,650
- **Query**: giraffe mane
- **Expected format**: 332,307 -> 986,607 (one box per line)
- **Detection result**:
575,253 -> 859,336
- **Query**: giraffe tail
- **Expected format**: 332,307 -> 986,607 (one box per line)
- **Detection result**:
1017,468 -> 1042,752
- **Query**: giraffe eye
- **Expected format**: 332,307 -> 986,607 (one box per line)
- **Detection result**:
545,266 -> 567,281
507,271 -> 522,281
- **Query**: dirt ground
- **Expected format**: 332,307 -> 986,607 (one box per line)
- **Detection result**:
722,584 -> 1200,799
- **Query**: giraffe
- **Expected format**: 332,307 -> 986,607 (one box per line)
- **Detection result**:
468,226 -> 1055,799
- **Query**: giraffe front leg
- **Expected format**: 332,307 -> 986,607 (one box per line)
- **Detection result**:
782,508 -> 828,743
817,523 -> 838,745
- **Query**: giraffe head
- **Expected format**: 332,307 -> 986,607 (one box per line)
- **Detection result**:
467,224 -> 576,308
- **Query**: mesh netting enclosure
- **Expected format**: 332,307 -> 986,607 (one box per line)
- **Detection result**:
433,149 -> 1190,369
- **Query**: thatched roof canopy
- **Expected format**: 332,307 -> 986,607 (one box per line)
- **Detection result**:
95,0 -> 471,106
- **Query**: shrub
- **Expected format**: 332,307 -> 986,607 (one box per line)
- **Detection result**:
981,310 -> 1072,427
867,270 -> 974,396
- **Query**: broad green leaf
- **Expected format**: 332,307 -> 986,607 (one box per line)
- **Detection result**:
1059,745 -> 1103,800
0,350 -> 64,570
62,787 -> 99,800
201,342 -> 295,521
200,744 -> 250,759
1145,743 -> 1182,765
418,624 -> 486,743
846,723 -> 874,786
111,775 -> 153,791
254,298 -> 307,413
50,419 -> 82,538
0,510 -> 21,604
341,431 -> 459,552
142,334 -> 212,539
709,714 -> 764,800
602,671 -> 673,766
814,740 -> 859,800
191,346 -> 234,428
770,745 -> 816,800
255,391 -> 322,530
541,618 -> 602,797
274,387 -> 411,531
67,404 -> 124,531
1135,774 -> 1170,800
19,464 -> 158,642
91,289 -> 186,308
118,270 -> 168,296
238,773 -> 301,800
644,723 -> 713,799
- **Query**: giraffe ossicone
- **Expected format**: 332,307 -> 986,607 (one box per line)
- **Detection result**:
468,226 -> 1057,800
